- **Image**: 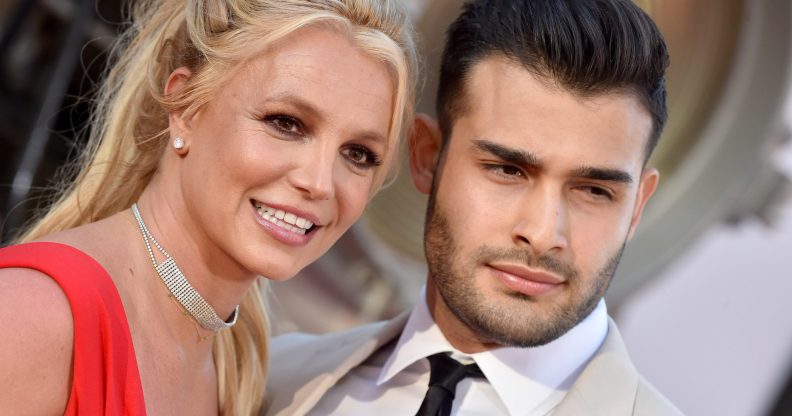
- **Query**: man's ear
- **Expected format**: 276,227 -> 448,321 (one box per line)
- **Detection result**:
409,113 -> 442,195
626,167 -> 659,241
164,67 -> 193,136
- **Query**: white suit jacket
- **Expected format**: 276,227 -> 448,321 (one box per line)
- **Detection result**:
262,313 -> 682,415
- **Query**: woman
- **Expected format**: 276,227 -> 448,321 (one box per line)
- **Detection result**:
0,0 -> 418,414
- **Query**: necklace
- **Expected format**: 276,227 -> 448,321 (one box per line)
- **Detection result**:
131,203 -> 238,332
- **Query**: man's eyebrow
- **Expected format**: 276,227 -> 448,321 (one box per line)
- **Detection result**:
571,166 -> 634,184
472,139 -> 541,168
472,139 -> 633,184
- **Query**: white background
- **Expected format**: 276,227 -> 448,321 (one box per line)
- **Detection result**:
618,91 -> 792,416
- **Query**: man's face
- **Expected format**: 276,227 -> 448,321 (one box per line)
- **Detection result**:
410,56 -> 658,351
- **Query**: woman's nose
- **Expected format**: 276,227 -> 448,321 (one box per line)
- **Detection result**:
287,144 -> 336,201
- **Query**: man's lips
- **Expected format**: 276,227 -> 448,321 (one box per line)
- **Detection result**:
490,264 -> 564,284
488,263 -> 564,297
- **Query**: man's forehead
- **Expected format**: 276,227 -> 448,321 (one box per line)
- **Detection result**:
464,55 -> 645,113
464,56 -> 553,99
453,56 -> 653,174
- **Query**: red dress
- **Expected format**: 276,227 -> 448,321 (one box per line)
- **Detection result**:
0,242 -> 146,415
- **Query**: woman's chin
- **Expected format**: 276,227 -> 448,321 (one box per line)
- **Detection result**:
245,256 -> 309,282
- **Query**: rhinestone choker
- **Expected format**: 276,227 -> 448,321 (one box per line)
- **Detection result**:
131,203 -> 238,332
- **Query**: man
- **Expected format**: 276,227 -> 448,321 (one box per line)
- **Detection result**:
264,0 -> 681,414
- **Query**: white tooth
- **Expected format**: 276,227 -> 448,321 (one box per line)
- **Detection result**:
257,206 -> 310,234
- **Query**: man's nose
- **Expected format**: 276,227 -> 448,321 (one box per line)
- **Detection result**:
511,185 -> 569,255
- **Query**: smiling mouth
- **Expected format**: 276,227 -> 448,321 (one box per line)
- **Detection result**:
252,200 -> 316,235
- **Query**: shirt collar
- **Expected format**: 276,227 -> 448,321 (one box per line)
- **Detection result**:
378,288 -> 609,416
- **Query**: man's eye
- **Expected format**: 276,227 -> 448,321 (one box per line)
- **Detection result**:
485,164 -> 525,178
500,165 -> 523,176
582,186 -> 614,201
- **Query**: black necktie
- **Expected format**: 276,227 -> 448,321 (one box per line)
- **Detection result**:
415,353 -> 486,416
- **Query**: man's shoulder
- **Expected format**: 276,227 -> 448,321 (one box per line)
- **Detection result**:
264,315 -> 409,415
557,318 -> 683,415
270,317 -> 400,357
633,376 -> 684,415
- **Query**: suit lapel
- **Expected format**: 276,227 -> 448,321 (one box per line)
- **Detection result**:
553,319 -> 639,416
266,316 -> 642,416
265,312 -> 409,416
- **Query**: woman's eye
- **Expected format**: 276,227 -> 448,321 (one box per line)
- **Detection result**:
264,115 -> 304,136
342,145 -> 382,170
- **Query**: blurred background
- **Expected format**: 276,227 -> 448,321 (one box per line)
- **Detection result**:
1,0 -> 790,414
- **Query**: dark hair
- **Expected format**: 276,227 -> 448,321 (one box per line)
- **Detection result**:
437,0 -> 670,160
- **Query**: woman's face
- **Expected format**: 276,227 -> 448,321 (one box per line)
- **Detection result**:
172,26 -> 395,280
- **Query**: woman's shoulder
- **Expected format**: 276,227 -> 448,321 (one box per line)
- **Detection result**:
0,240 -> 113,286
0,265 -> 74,329
0,266 -> 74,337
3,213 -> 133,283
0,237 -> 132,329
0,266 -> 73,414
0,226 -> 142,413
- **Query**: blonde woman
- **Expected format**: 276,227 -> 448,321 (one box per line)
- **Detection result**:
0,0 -> 418,415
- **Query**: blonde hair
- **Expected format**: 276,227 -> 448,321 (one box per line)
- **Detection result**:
19,0 -> 418,414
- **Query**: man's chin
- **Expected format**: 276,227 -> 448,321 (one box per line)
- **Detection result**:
443,294 -> 567,348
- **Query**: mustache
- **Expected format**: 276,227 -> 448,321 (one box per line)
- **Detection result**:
471,246 -> 578,281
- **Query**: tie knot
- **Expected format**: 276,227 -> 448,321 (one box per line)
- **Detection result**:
426,353 -> 485,397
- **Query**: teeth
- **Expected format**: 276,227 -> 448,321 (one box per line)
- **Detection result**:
254,202 -> 315,234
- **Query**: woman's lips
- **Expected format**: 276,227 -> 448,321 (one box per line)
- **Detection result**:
250,201 -> 317,247
488,263 -> 564,297
253,200 -> 315,234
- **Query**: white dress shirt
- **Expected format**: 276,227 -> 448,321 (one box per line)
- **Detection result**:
310,290 -> 608,416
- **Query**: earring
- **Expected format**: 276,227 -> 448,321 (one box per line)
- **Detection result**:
173,137 -> 185,150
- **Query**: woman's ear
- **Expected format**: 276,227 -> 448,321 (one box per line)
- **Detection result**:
408,113 -> 442,195
165,67 -> 193,137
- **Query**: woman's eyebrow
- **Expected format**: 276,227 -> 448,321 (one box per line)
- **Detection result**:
266,93 -> 386,144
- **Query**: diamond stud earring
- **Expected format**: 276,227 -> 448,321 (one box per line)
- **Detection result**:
173,137 -> 185,150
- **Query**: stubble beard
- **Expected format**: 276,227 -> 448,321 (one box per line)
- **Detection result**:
423,193 -> 626,348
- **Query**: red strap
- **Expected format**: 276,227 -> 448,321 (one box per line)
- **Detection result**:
0,242 -> 146,415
